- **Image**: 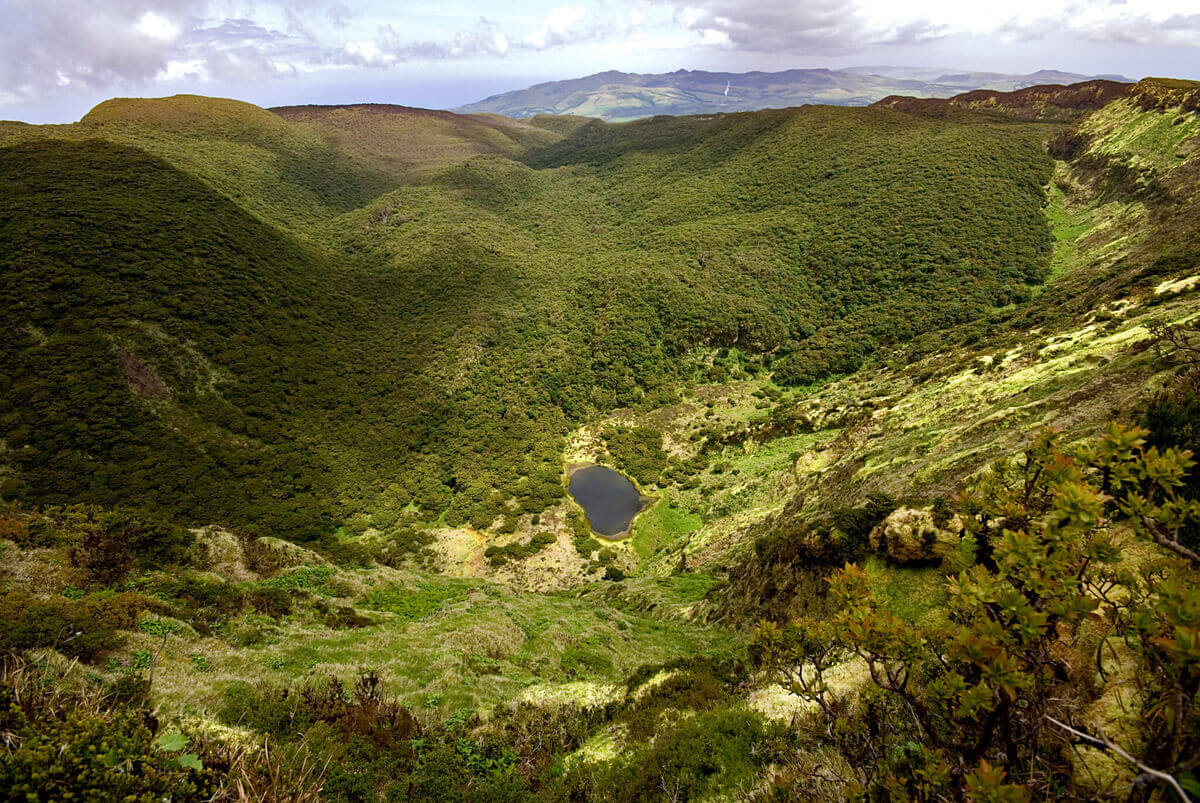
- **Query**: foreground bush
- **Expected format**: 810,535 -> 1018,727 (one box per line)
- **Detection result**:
0,657 -> 219,801
753,424 -> 1200,799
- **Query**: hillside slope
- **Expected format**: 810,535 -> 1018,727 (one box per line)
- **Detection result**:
0,139 -> 358,539
1,82 -> 1199,802
1,97 -> 1061,541
457,67 -> 1128,121
271,103 -> 585,181
874,78 -> 1130,121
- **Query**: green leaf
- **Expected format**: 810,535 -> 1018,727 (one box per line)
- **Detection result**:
1179,773 -> 1200,797
177,753 -> 203,771
155,731 -> 188,752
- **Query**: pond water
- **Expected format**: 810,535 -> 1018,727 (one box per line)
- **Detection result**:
568,465 -> 643,538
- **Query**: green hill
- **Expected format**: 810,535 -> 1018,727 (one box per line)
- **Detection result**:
1,83 -> 1200,801
0,138 -> 358,538
2,95 -> 396,232
1,96 -> 1060,539
270,103 -> 586,182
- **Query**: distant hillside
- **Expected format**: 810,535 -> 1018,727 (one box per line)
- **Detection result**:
873,79 -> 1131,121
455,67 -> 1130,121
270,103 -> 585,182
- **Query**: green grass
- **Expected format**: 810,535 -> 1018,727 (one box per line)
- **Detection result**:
139,569 -> 743,717
630,502 -> 701,561
1081,98 -> 1200,172
361,582 -> 469,621
861,557 -> 949,627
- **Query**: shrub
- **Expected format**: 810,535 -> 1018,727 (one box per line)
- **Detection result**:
603,426 -> 668,487
219,681 -> 311,739
361,583 -> 464,621
602,566 -> 626,582
0,590 -> 152,661
247,586 -> 294,619
484,532 -> 557,566
58,506 -> 191,587
0,658 -> 218,800
754,424 -> 1200,799
564,707 -> 781,802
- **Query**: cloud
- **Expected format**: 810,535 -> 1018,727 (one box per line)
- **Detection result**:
3,0 -> 1198,110
661,0 -> 959,53
0,0 -> 336,101
326,3 -> 353,28
0,0 -> 202,95
523,5 -> 589,49
659,0 -> 1200,54
338,18 -> 512,67
335,5 -> 605,69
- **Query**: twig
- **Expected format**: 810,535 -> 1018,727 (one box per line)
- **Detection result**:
1044,715 -> 1191,802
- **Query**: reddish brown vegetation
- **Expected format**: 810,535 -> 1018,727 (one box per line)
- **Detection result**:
875,79 -> 1131,121
117,348 -> 169,399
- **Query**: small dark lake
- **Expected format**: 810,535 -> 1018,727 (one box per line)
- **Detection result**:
568,465 -> 643,538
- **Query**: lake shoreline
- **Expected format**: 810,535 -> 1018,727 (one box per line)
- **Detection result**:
565,462 -> 652,540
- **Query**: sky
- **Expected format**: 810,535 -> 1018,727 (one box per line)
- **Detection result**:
2,0 -> 1199,123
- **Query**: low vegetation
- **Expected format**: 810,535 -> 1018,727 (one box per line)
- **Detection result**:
1,78 -> 1199,799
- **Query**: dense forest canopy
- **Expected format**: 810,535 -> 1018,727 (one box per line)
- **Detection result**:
2,101 -> 1056,538
2,77 -> 1199,801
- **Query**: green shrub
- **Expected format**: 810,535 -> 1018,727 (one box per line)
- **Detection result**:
603,566 -> 626,582
218,680 -> 311,739
484,532 -> 557,566
246,586 -> 294,619
560,646 -> 613,678
0,590 -> 153,661
53,506 -> 192,587
563,707 -> 781,802
0,705 -> 218,800
603,426 -> 668,487
261,566 -> 338,595
361,583 -> 465,621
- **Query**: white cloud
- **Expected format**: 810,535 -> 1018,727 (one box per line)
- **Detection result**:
135,11 -> 181,42
660,0 -> 1200,53
0,0 -> 317,100
523,4 -> 589,49
344,38 -> 389,65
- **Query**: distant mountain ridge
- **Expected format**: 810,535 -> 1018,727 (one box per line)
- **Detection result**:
873,79 -> 1132,122
454,67 -> 1132,121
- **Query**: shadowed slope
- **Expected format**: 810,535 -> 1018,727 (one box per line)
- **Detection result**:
0,95 -> 399,232
0,139 -> 356,538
